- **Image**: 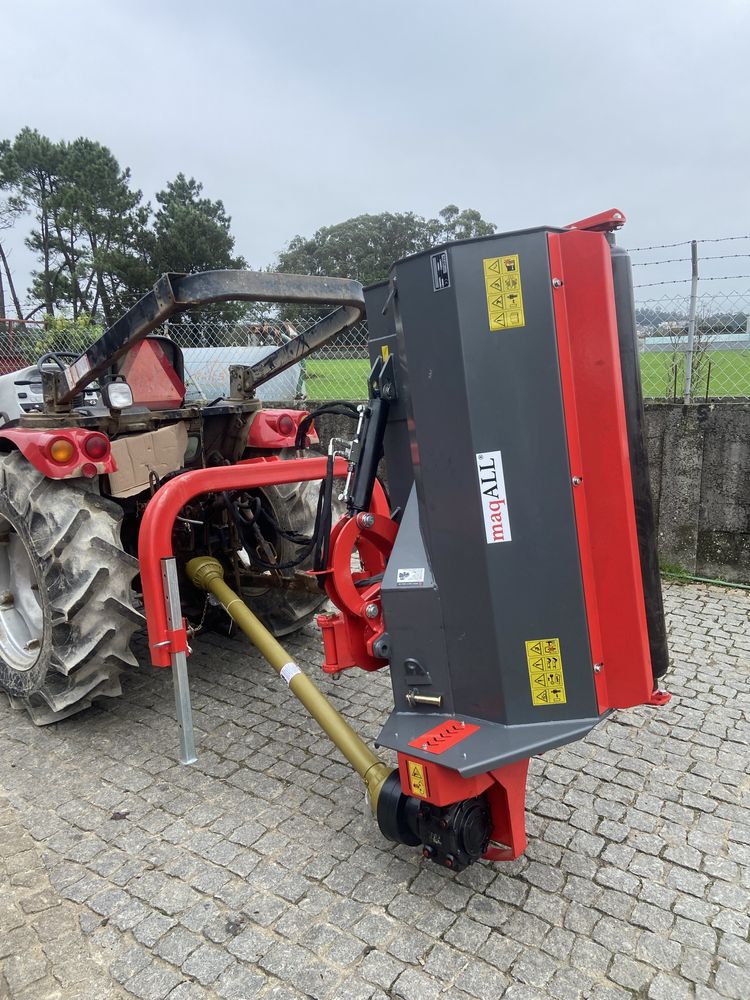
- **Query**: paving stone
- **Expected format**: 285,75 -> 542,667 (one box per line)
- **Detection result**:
1,951 -> 49,994
609,954 -> 653,992
154,925 -> 202,965
714,960 -> 750,1000
125,962 -> 183,1000
393,967 -> 449,1000
647,971 -> 694,1000
214,962 -> 266,998
0,581 -> 746,999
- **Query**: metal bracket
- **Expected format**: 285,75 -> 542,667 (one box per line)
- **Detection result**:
161,558 -> 197,765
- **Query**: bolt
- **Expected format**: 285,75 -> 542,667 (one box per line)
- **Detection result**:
364,603 -> 379,619
594,663 -> 603,673
552,278 -> 563,288
357,512 -> 375,529
572,476 -> 583,486
421,743 -> 428,750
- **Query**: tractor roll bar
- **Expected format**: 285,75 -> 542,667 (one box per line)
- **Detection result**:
49,270 -> 365,405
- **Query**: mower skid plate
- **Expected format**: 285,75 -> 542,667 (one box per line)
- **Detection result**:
377,710 -> 605,778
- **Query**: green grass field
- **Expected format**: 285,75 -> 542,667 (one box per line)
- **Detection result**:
305,352 -> 750,401
305,359 -> 372,400
639,350 -> 750,399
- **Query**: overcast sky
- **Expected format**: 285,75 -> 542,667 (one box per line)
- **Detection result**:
3,0 -> 750,307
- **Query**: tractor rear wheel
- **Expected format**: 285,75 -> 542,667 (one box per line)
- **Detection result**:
0,452 -> 142,724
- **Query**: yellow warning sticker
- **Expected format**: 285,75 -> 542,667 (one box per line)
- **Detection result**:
483,254 -> 526,330
525,637 -> 567,706
380,344 -> 390,361
407,760 -> 428,798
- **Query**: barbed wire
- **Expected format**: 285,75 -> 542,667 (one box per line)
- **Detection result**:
629,235 -> 750,252
633,252 -> 750,267
634,275 -> 750,289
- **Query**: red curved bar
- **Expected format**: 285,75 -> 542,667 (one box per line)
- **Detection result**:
138,457 -> 390,666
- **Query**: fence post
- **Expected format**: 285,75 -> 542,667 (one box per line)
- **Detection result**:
683,240 -> 699,403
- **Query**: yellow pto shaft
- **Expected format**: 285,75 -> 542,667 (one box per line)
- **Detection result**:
186,557 -> 393,811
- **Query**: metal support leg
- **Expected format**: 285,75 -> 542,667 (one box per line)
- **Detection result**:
161,558 -> 197,765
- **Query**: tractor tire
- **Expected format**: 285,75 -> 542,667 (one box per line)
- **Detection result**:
0,452 -> 142,725
240,473 -> 338,637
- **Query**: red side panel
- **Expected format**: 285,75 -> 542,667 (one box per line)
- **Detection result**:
120,340 -> 185,409
0,427 -> 115,480
548,231 -> 653,711
247,409 -> 319,449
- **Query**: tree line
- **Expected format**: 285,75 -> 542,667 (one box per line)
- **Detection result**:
0,127 -> 495,328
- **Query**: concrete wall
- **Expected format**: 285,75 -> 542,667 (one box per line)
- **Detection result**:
644,402 -> 749,583
292,400 -> 750,584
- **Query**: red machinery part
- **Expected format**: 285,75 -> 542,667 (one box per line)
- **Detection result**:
397,752 -> 530,861
317,510 -> 398,673
566,208 -> 627,233
0,427 -> 115,479
246,409 -> 319,449
548,229 -> 654,712
138,456 -> 390,667
117,338 -> 186,409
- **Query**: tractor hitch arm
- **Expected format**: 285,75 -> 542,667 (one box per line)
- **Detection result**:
47,270 -> 365,407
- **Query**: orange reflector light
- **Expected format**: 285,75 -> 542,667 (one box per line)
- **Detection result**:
49,438 -> 75,464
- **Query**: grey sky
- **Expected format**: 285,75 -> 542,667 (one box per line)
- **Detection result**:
3,0 -> 750,306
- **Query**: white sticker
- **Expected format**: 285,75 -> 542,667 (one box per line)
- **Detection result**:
396,568 -> 425,587
476,450 -> 512,544
430,251 -> 451,291
280,662 -> 301,685
65,355 -> 91,391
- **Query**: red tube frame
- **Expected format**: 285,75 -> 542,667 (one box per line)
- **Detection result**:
138,456 -> 390,666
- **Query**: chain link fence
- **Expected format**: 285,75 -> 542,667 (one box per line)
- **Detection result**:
636,289 -> 750,401
1,253 -> 748,404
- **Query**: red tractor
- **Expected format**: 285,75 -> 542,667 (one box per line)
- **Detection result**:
0,270 -> 362,723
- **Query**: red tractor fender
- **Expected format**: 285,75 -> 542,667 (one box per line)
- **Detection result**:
0,427 -> 116,480
247,409 -> 318,450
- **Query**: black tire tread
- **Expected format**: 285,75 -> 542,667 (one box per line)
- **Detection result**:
0,452 -> 142,724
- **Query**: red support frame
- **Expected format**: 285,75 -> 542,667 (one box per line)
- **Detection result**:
547,230 -> 654,711
138,456 -> 390,667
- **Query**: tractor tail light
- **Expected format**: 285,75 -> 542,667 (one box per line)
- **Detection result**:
49,437 -> 75,464
83,433 -> 109,460
277,413 -> 295,436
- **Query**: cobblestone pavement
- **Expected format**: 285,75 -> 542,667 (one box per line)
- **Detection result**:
0,581 -> 748,1000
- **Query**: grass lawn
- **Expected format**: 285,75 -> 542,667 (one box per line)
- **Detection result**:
639,349 -> 750,399
305,358 -> 371,400
305,352 -> 750,401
